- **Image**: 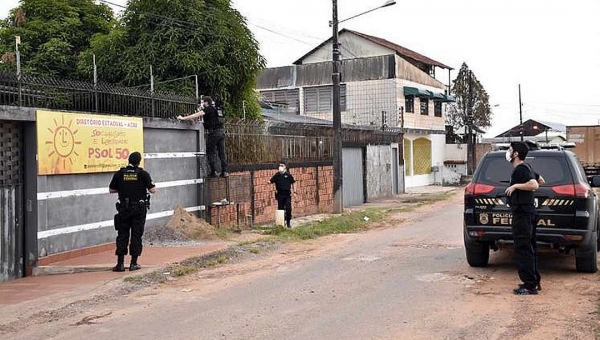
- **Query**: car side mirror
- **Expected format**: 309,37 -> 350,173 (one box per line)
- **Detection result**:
592,176 -> 600,188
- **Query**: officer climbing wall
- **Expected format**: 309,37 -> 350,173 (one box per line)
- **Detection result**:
109,152 -> 157,272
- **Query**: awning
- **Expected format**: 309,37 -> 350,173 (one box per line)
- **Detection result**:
404,86 -> 419,96
429,91 -> 445,100
404,86 -> 430,97
442,94 -> 456,102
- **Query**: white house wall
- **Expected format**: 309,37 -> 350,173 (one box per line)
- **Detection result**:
403,133 -> 445,188
397,78 -> 448,131
302,34 -> 394,64
345,79 -> 398,127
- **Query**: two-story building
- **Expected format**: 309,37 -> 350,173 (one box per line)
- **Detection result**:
256,29 -> 455,188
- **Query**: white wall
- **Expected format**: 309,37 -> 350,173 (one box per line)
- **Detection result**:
345,79 -> 398,127
445,144 -> 468,161
403,133 -> 445,188
431,134 -> 445,169
302,33 -> 394,64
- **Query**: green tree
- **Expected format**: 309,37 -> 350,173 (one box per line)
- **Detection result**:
0,0 -> 114,77
81,0 -> 265,119
446,62 -> 492,133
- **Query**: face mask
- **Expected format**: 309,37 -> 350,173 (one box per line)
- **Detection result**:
505,150 -> 514,163
278,166 -> 285,173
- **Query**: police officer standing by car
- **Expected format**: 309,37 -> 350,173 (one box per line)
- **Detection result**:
177,96 -> 229,178
504,142 -> 540,295
109,152 -> 157,272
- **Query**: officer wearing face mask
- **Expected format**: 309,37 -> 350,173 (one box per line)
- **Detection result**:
270,161 -> 295,228
504,142 -> 540,295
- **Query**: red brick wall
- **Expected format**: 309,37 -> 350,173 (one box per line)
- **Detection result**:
208,166 -> 333,227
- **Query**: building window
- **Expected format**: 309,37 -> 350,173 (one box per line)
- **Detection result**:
434,101 -> 442,117
405,96 -> 414,113
420,98 -> 429,115
304,85 -> 346,113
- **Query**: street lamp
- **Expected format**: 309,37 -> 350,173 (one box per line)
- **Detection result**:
331,0 -> 396,214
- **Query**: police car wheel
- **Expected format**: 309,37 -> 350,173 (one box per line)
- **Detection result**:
575,232 -> 598,273
464,229 -> 490,267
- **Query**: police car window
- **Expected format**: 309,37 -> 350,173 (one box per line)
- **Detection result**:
477,155 -> 571,186
526,156 -> 571,186
477,157 -> 512,184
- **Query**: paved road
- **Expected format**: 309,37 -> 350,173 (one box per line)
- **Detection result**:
8,193 -> 599,340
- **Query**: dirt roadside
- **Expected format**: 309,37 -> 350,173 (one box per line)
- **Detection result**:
2,189 -> 600,340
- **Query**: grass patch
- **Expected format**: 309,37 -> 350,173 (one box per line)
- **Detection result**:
206,255 -> 229,267
262,209 -> 389,241
215,227 -> 234,240
172,266 -> 198,277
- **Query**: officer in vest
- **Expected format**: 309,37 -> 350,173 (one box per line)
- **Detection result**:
109,152 -> 157,272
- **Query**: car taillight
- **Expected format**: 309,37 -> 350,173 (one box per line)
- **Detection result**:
575,184 -> 590,198
465,183 -> 495,195
551,184 -> 590,198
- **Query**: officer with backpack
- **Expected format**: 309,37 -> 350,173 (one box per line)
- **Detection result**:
109,152 -> 157,272
177,96 -> 229,178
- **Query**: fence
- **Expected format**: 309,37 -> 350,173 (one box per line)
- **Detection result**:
225,120 -> 333,165
0,73 -> 196,118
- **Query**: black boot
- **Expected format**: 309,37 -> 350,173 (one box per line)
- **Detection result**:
113,255 -> 125,272
129,255 -> 141,271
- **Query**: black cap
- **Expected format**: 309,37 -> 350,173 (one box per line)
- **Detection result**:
203,96 -> 213,104
128,152 -> 142,166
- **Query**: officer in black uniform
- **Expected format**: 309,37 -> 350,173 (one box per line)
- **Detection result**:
270,161 -> 295,228
177,96 -> 229,178
109,152 -> 157,272
504,142 -> 540,295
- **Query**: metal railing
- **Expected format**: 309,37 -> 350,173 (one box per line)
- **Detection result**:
0,73 -> 196,118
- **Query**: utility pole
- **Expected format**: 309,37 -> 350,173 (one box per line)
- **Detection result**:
331,0 -> 343,213
466,71 -> 474,175
519,84 -> 523,142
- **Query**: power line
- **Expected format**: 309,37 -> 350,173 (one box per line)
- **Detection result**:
100,0 -> 322,47
248,23 -> 314,46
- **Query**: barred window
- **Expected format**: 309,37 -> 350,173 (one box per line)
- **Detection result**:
420,98 -> 429,115
434,101 -> 442,117
405,95 -> 414,113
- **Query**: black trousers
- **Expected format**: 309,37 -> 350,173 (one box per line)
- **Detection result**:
116,211 -> 147,257
511,211 -> 541,288
207,129 -> 228,174
276,193 -> 292,224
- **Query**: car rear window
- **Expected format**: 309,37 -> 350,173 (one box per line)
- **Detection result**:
477,155 -> 572,186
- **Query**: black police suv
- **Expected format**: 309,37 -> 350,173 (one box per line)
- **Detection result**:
464,145 -> 600,273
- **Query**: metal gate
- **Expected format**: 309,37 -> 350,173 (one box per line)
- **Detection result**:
0,121 -> 24,282
342,147 -> 364,207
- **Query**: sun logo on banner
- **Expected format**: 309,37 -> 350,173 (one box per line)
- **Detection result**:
45,114 -> 82,170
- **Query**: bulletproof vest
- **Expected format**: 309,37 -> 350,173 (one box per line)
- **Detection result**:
118,167 -> 147,201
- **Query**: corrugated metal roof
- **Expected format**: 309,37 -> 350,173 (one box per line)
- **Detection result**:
294,29 -> 453,70
263,112 -> 332,126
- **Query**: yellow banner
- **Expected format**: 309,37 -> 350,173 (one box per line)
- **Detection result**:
36,110 -> 144,175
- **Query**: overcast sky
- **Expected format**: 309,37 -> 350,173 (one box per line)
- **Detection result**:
2,0 -> 599,136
